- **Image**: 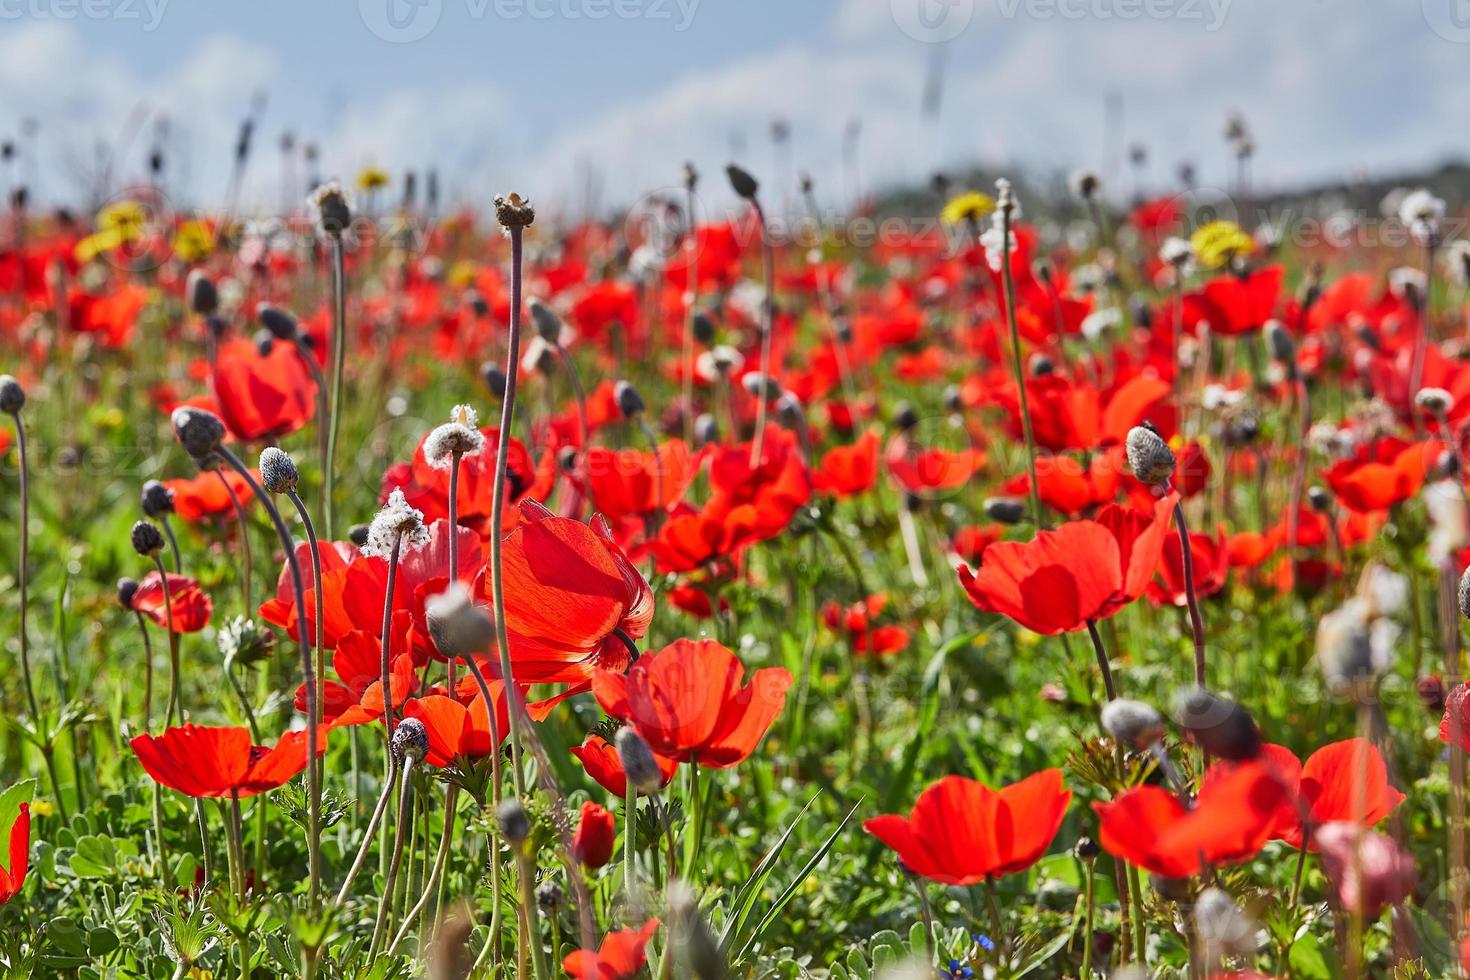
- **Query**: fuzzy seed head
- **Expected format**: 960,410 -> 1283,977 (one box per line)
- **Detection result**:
1100,699 -> 1165,750
424,582 -> 496,660
258,446 -> 300,494
480,362 -> 507,400
1125,423 -> 1176,486
496,798 -> 532,847
615,380 -> 646,419
424,405 -> 485,469
1415,387 -> 1454,415
140,479 -> 176,518
308,181 -> 352,237
130,519 -> 165,558
1171,687 -> 1260,761
493,192 -> 535,230
528,299 -> 563,343
615,727 -> 664,795
363,488 -> 429,558
117,576 -> 140,609
391,716 -> 429,764
741,372 -> 783,402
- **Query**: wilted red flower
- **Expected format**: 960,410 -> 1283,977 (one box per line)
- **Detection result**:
563,918 -> 660,980
1321,437 -> 1434,513
591,638 -> 792,768
0,803 -> 28,907
403,689 -> 513,767
131,724 -> 324,798
129,571 -> 212,633
813,429 -> 879,498
958,494 -> 1175,634
571,733 -> 678,797
210,337 -> 317,441
864,770 -> 1070,885
490,500 -> 653,686
1093,758 -> 1286,878
572,801 -> 616,869
1149,526 -> 1230,607
1199,740 -> 1403,850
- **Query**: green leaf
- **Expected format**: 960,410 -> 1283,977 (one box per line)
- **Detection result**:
1288,932 -> 1340,980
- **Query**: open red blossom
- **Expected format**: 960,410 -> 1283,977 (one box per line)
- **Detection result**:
702,425 -> 811,547
1200,740 -> 1403,851
293,631 -> 419,728
571,733 -> 678,797
488,500 -> 653,686
958,493 -> 1175,634
864,770 -> 1070,885
822,594 -> 910,656
1440,683 -> 1470,752
579,441 -> 699,522
163,467 -> 257,521
382,426 -> 553,539
1149,526 -> 1230,607
885,436 -> 983,496
1321,437 -> 1435,513
210,337 -> 317,441
1003,448 -> 1124,516
129,572 -> 213,632
131,724 -> 325,798
1192,265 -> 1284,335
0,803 -> 28,907
950,525 -> 1003,566
572,801 -> 616,869
403,689 -> 514,767
1093,758 -> 1287,878
563,919 -> 660,980
591,638 -> 792,768
813,429 -> 880,498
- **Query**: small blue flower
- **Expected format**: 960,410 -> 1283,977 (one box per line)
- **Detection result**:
942,959 -> 975,979
970,932 -> 995,952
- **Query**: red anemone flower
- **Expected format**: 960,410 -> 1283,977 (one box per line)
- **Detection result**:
563,919 -> 660,980
1199,740 -> 1403,850
580,442 -> 699,522
382,426 -> 552,539
131,724 -> 324,798
957,493 -> 1175,634
1149,526 -> 1230,607
403,689 -> 514,768
822,593 -> 910,656
164,467 -> 256,522
0,803 -> 28,907
864,770 -> 1070,885
210,337 -> 317,441
572,801 -> 617,869
1093,758 -> 1287,878
813,429 -> 880,498
591,638 -> 792,768
1321,437 -> 1435,513
129,572 -> 213,633
489,500 -> 653,686
570,733 -> 678,797
294,631 -> 419,728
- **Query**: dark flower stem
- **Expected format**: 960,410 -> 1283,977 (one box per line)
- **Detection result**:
325,234 -> 347,538
216,470 -> 253,614
335,757 -> 399,906
682,186 -> 700,445
1285,374 -> 1311,587
749,199 -> 775,468
379,532 -> 405,747
370,756 -> 418,956
998,208 -> 1043,527
385,784 -> 459,957
445,449 -> 463,690
11,412 -> 39,724
152,554 -> 183,727
1168,487 -> 1208,687
285,489 -> 325,754
215,445 -> 322,907
161,514 -> 182,574
1085,618 -> 1118,701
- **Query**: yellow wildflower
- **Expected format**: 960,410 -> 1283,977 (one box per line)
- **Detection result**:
940,191 -> 995,228
1189,220 -> 1253,270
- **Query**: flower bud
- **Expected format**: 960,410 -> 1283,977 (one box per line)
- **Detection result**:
892,401 -> 918,432
725,164 -> 759,201
1264,319 -> 1295,364
741,372 -> 782,401
497,798 -> 532,848
669,880 -> 728,980
1100,699 -> 1165,751
615,380 -> 646,419
529,298 -> 563,343
480,362 -> 507,400
1125,423 -> 1176,486
1419,674 -> 1446,715
942,384 -> 963,414
692,311 -> 716,345
694,413 -> 720,447
571,800 -> 616,869
258,447 -> 299,494
0,374 -> 25,415
465,289 -> 490,318
1028,353 -> 1054,377
140,480 -> 176,518
1416,386 -> 1455,416
1074,836 -> 1099,860
117,576 -> 140,609
253,329 -> 276,357
170,406 -> 226,460
536,881 -> 565,913
983,497 -> 1028,525
130,519 -> 165,558
424,582 -> 496,660
615,727 -> 664,795
257,303 -> 299,342
1314,823 -> 1416,920
1171,687 -> 1260,761
1307,486 -> 1332,513
391,716 -> 429,764
187,270 -> 218,316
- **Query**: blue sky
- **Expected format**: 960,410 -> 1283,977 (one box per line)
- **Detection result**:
1,0 -> 1467,214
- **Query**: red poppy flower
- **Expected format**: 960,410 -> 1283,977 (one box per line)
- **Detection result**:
580,441 -> 699,522
702,426 -> 811,547
591,638 -> 792,768
1322,437 -> 1434,513
131,724 -> 324,798
1003,448 -> 1123,516
294,631 -> 419,728
1226,531 -> 1278,569
570,280 -> 640,345
1149,526 -> 1230,607
1093,758 -> 1287,878
563,919 -> 660,980
382,426 -> 552,539
1192,265 -> 1284,336
864,770 -> 1070,885
813,429 -> 880,498
958,494 -> 1175,634
950,525 -> 1003,566
164,467 -> 257,522
488,500 -> 653,687
885,438 -> 983,496
570,733 -> 679,797
129,571 -> 213,633
403,689 -> 513,767
572,801 -> 616,869
822,594 -> 910,657
0,803 -> 28,907
210,337 -> 317,441
1199,740 -> 1403,850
